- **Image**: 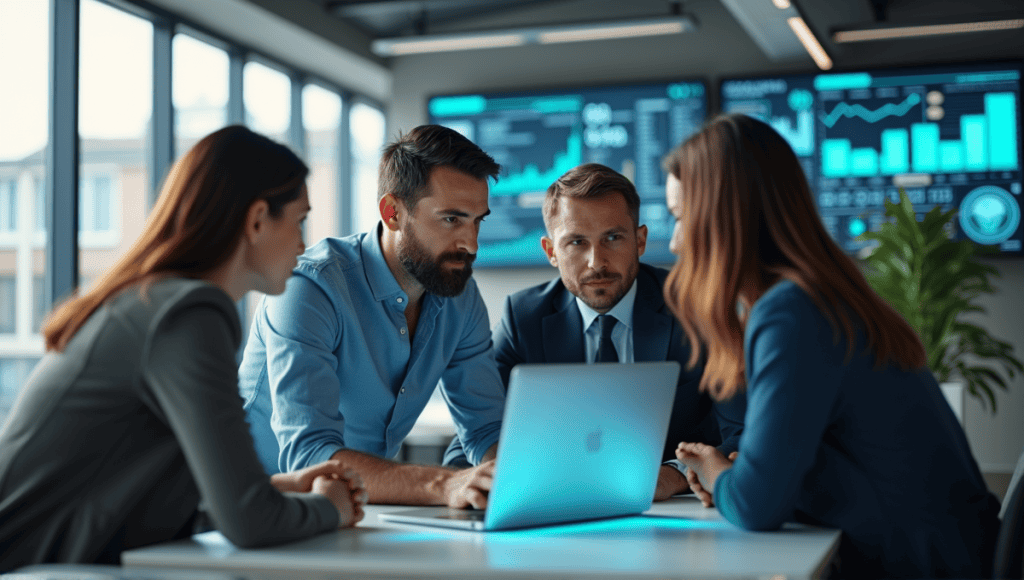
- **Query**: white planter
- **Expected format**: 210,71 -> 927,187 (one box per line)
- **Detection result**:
940,381 -> 965,425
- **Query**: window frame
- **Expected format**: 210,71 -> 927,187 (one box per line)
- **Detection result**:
37,0 -> 385,318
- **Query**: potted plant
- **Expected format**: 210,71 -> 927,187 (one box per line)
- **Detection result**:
858,189 -> 1022,413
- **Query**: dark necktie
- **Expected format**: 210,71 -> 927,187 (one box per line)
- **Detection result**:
596,314 -> 619,363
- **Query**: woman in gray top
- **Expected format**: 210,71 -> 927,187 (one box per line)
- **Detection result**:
0,126 -> 366,569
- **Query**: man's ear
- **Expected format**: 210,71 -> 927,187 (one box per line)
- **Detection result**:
541,236 -> 558,268
246,200 -> 270,244
380,194 -> 400,231
636,224 -> 648,259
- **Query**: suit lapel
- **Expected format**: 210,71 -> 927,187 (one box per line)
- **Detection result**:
542,286 -> 586,363
632,269 -> 673,363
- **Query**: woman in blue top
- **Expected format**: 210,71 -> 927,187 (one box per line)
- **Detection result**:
664,113 -> 1001,579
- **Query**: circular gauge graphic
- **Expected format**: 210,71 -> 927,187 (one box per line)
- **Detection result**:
958,186 -> 1021,244
847,217 -> 867,238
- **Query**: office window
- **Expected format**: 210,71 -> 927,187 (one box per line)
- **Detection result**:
303,84 -> 342,245
0,179 -> 15,234
32,276 -> 45,334
79,0 -> 149,281
0,277 -> 14,334
78,172 -> 119,239
174,33 -> 229,155
244,60 -> 291,145
351,103 -> 386,234
0,0 -> 48,410
34,178 -> 44,234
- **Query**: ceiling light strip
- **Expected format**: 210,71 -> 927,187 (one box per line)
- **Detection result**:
538,21 -> 686,44
371,16 -> 696,56
382,34 -> 526,55
787,16 -> 832,70
833,18 -> 1024,43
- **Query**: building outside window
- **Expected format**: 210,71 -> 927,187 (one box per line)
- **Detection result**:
0,179 -> 15,234
0,277 -> 15,335
78,171 -> 120,249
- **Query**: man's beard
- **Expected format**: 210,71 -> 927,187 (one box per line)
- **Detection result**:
398,228 -> 475,297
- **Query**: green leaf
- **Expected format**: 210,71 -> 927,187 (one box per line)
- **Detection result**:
858,187 -> 1019,413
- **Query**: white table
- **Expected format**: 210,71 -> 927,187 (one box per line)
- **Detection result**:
122,497 -> 840,580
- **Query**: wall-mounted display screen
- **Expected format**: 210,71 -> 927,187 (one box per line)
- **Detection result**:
429,80 -> 708,266
720,62 -> 1023,255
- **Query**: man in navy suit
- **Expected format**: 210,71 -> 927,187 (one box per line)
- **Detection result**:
443,163 -> 744,500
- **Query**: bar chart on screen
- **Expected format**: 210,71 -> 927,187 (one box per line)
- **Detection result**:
721,63 -> 1023,254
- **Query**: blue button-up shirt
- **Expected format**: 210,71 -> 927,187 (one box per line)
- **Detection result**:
239,226 -> 505,474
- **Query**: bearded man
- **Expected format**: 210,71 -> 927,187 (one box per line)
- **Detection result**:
239,125 -> 502,508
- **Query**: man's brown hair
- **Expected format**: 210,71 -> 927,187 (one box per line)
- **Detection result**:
542,163 -> 641,233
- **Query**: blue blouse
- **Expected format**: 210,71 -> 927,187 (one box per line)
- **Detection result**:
714,280 -> 1000,578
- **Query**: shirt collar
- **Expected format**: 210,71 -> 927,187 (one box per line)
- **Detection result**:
576,278 -> 638,332
361,222 -> 407,302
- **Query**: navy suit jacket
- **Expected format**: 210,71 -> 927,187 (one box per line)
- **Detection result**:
443,263 -> 745,466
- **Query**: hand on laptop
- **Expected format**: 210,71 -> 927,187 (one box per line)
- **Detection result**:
676,442 -> 737,508
443,459 -> 496,509
654,465 -> 690,501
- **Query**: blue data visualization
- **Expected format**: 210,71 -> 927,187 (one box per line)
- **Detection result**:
429,81 -> 708,267
721,63 -> 1023,255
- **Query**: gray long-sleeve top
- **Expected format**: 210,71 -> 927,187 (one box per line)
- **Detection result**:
0,278 -> 339,570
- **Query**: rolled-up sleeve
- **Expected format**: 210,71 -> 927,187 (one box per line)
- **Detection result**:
261,273 -> 347,473
439,287 -> 505,465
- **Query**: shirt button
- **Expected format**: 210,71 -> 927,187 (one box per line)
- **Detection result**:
400,328 -> 407,335
397,297 -> 404,303
401,388 -> 406,394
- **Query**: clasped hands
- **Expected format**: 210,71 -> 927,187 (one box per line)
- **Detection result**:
271,460 -> 369,527
675,442 -> 738,507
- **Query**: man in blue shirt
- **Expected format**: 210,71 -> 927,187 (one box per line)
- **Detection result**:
442,163 -> 744,500
239,125 -> 504,508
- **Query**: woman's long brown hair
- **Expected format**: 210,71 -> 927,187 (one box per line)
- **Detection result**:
43,125 -> 308,352
663,113 -> 926,400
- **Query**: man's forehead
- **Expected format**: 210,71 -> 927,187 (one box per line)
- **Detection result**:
550,196 -> 633,232
413,187 -> 489,216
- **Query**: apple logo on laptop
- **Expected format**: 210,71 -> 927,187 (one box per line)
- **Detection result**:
586,427 -> 602,453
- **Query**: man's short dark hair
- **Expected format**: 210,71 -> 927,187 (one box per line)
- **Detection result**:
542,163 -> 641,233
378,125 -> 501,209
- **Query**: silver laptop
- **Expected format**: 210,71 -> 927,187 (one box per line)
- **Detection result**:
379,361 -> 680,531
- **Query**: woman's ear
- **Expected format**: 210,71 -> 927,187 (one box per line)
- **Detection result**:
245,200 -> 270,244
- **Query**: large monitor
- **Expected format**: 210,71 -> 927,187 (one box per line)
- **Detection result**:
429,80 -> 708,267
720,62 -> 1023,255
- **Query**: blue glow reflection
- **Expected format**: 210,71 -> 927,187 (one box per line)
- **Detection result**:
486,515 -> 730,539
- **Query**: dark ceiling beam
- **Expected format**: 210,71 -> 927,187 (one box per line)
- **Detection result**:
326,0 -> 575,37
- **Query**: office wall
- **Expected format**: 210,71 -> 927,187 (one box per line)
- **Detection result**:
385,0 -> 1024,472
